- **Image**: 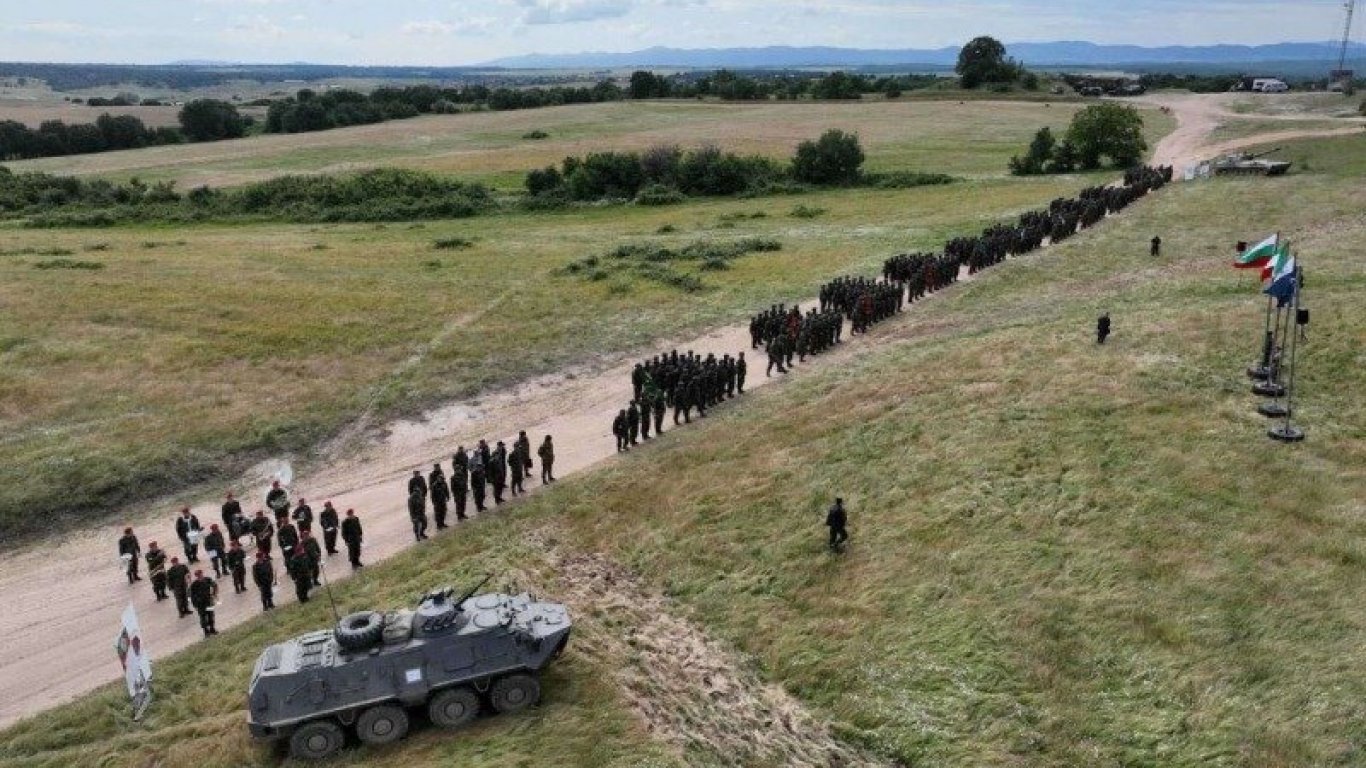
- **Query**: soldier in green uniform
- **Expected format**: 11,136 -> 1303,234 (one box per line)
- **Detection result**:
167,557 -> 192,617
145,541 -> 168,601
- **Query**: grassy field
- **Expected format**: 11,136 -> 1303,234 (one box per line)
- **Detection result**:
1,96 -> 1166,538
1208,117 -> 1355,143
4,133 -> 1363,767
2,99 -> 1174,190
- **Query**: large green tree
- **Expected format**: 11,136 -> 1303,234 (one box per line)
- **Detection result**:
1066,103 -> 1147,169
178,99 -> 247,142
791,129 -> 865,185
956,36 -> 1019,89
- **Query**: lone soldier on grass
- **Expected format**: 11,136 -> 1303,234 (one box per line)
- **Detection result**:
226,539 -> 248,594
826,498 -> 849,552
1097,313 -> 1111,345
145,541 -> 168,601
1150,236 -> 1162,257
118,527 -> 142,584
189,570 -> 219,638
341,509 -> 364,568
252,550 -> 276,611
538,435 -> 556,483
167,557 -> 192,618
318,500 -> 340,555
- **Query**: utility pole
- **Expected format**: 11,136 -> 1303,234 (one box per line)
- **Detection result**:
1331,0 -> 1358,90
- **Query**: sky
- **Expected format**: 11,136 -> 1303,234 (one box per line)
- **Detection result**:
0,0 -> 1356,66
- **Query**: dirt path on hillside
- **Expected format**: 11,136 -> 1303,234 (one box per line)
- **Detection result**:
1139,92 -> 1366,170
522,530 -> 888,767
1,91 -> 1338,730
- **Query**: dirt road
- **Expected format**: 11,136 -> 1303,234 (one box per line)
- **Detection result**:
0,91 -> 1352,729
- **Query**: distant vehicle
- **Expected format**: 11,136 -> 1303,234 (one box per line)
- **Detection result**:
247,577 -> 572,760
1211,149 -> 1291,177
1251,78 -> 1290,93
1108,82 -> 1147,97
1078,85 -> 1104,97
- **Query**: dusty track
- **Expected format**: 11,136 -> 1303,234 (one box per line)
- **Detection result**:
0,92 -> 1347,730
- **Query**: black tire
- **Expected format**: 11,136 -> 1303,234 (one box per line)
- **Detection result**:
355,704 -> 409,745
334,611 -> 384,651
289,720 -> 345,761
428,687 -> 480,729
489,673 -> 540,714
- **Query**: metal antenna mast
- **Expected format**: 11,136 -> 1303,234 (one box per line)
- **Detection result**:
1337,0 -> 1358,77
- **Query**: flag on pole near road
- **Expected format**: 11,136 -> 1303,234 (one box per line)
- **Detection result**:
1235,233 -> 1279,269
115,604 -> 153,720
1263,252 -> 1297,303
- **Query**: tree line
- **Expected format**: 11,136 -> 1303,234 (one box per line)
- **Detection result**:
0,98 -> 251,161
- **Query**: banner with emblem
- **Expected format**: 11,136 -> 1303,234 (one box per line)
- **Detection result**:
115,604 -> 153,720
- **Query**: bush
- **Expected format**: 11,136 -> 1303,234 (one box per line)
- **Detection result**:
433,237 -> 474,250
863,171 -> 956,189
635,184 -> 687,206
522,130 -> 550,139
32,258 -> 104,270
791,130 -> 865,186
178,99 -> 247,142
790,205 -> 827,219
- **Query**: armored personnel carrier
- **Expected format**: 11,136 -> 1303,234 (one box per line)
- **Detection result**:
247,577 -> 571,760
1211,149 -> 1291,177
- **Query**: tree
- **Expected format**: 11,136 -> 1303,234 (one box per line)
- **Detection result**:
1045,139 -> 1079,173
811,71 -> 864,100
1066,103 -> 1147,169
956,36 -> 1016,89
628,71 -> 670,99
1009,126 -> 1055,176
791,129 -> 865,185
178,99 -> 247,142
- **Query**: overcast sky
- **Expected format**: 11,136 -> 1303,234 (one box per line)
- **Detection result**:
0,1 -> 1355,65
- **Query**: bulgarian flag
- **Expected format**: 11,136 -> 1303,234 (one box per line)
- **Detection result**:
1263,250 -> 1297,302
1260,242 -> 1293,281
1234,233 -> 1279,269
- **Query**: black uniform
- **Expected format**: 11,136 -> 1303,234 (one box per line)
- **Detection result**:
167,562 -> 192,617
226,547 -> 248,593
626,403 -> 640,446
614,411 -> 629,451
341,514 -> 364,568
1150,236 -> 1162,257
538,439 -> 555,484
202,528 -> 226,577
292,502 -> 314,535
221,498 -> 243,538
251,514 -> 274,556
429,467 -> 450,528
265,486 -> 289,519
826,501 -> 849,551
287,549 -> 312,603
277,521 -> 299,555
489,446 -> 508,505
1097,314 -> 1111,345
189,575 -> 218,637
174,513 -> 201,562
118,532 -> 141,583
470,457 -> 487,512
318,503 -> 340,554
450,454 -> 469,520
303,537 -> 323,586
509,445 -> 526,495
252,557 -> 276,610
639,398 -> 652,440
408,490 -> 429,541
145,547 -> 167,600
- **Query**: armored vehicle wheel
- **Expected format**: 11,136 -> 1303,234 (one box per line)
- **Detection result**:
334,611 -> 384,652
289,720 -> 345,761
428,687 -> 480,728
356,704 -> 409,745
489,674 -> 540,714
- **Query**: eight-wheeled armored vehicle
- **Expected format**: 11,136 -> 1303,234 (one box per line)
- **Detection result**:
1211,149 -> 1291,177
247,577 -> 571,760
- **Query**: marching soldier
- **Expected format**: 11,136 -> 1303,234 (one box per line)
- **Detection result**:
221,491 -> 243,539
652,389 -> 666,436
301,531 -> 323,587
287,545 -> 313,604
251,509 -> 274,556
167,557 -> 192,618
226,540 -> 248,594
451,449 -> 470,520
408,488 -> 429,541
538,436 -> 556,484
202,524 -> 226,578
341,509 -> 364,569
118,527 -> 142,584
145,541 -> 168,601
174,507 -> 201,563
265,480 -> 289,521
292,498 -> 313,535
736,352 -> 747,394
189,570 -> 219,637
826,498 -> 849,552
408,469 -> 428,500
252,550 -> 276,611
639,397 -> 652,440
516,431 -> 534,477
490,442 -> 509,505
318,501 -> 340,555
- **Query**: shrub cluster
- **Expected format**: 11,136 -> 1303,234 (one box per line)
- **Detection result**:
562,237 -> 781,292
1010,104 -> 1147,175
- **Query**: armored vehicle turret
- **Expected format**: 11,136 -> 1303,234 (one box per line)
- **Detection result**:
247,577 -> 571,760
1211,149 -> 1291,177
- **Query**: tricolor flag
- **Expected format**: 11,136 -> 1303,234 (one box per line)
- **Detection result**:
1260,242 -> 1292,281
1263,251 -> 1297,302
1235,233 -> 1279,269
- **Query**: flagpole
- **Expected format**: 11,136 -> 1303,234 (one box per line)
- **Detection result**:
1252,236 -> 1288,398
1246,232 -> 1279,380
1269,263 -> 1305,443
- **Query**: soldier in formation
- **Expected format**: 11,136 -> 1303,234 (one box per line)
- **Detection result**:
167,556 -> 191,618
221,491 -> 244,542
470,446 -> 488,512
252,550 -> 276,611
538,436 -> 556,483
203,523 -> 226,578
287,545 -> 313,603
318,501 -> 340,555
292,498 -> 313,535
118,527 -> 142,584
451,448 -> 470,520
189,570 -> 219,637
429,463 -> 450,529
341,509 -> 364,569
145,541 -> 168,601
226,540 -> 248,594
174,507 -> 201,563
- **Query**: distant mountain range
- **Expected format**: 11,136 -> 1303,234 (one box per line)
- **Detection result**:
484,41 -> 1366,70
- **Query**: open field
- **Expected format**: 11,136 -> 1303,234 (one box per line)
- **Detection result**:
0,96 -> 1169,539
1226,92 -> 1365,118
3,132 -> 1363,767
0,100 -> 198,129
2,99 -> 1175,190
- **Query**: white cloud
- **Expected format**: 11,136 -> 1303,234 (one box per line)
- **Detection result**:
228,14 -> 286,39
401,17 -> 498,35
517,0 -> 633,25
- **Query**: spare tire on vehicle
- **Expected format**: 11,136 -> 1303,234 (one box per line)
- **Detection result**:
334,611 -> 384,651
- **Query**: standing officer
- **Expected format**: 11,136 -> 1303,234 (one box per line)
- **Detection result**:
826,498 -> 849,552
251,550 -> 276,611
408,469 -> 428,501
469,452 -> 488,512
287,546 -> 313,604
167,557 -> 192,618
408,488 -> 429,542
145,541 -> 168,601
189,570 -> 219,637
489,442 -> 509,505
221,491 -> 242,540
225,540 -> 248,594
538,436 -> 556,484
301,531 -> 323,587
202,524 -> 226,578
429,463 -> 450,529
509,442 -> 526,496
450,450 -> 470,521
251,509 -> 274,556
292,498 -> 314,535
118,527 -> 142,584
318,501 -> 340,555
174,507 -> 202,563
341,509 -> 364,569
277,516 -> 300,556
516,431 -> 534,478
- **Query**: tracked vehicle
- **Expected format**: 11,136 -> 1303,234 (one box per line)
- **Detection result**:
247,577 -> 571,760
1211,149 -> 1291,177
